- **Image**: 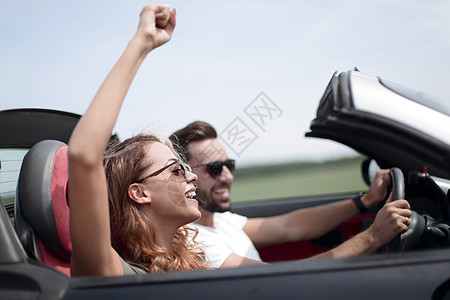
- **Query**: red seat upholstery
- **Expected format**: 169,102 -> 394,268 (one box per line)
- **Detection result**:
15,140 -> 72,276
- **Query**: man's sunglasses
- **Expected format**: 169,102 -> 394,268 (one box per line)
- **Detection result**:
193,159 -> 235,178
135,157 -> 188,183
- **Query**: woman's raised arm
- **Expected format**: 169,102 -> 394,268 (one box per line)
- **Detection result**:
68,5 -> 176,276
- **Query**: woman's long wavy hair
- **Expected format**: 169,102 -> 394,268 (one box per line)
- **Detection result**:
103,133 -> 209,272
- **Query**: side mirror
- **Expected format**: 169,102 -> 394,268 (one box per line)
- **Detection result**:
361,159 -> 381,186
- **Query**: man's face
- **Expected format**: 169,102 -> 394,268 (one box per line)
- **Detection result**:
187,138 -> 234,213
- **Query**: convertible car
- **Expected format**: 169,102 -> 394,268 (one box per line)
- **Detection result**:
1,70 -> 449,300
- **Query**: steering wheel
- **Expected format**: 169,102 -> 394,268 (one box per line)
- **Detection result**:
384,168 -> 426,252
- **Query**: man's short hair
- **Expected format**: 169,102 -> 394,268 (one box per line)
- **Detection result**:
169,121 -> 217,161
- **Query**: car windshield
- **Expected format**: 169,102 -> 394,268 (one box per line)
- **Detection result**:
380,79 -> 450,116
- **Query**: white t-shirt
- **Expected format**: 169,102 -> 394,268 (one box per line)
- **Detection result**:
191,211 -> 262,268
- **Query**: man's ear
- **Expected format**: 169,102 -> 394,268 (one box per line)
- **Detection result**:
128,183 -> 152,204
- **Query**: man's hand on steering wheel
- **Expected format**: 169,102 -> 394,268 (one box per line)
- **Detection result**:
368,192 -> 412,247
361,169 -> 392,209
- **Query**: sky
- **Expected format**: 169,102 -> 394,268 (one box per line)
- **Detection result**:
1,0 -> 449,166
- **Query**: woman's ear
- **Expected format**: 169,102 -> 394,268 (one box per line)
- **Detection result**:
128,183 -> 152,204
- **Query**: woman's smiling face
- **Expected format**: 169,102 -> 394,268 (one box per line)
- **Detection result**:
137,142 -> 200,227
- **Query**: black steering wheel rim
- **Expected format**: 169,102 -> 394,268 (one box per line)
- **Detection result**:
384,168 -> 426,253
386,168 -> 405,251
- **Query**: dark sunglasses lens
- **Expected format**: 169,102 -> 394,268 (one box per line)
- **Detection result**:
207,161 -> 223,178
224,159 -> 235,172
206,160 -> 235,178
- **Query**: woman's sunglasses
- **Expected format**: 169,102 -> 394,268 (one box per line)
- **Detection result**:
135,157 -> 188,183
193,159 -> 235,178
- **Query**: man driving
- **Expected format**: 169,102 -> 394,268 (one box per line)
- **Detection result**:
170,121 -> 411,268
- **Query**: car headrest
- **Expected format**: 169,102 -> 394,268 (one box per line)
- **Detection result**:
15,140 -> 72,276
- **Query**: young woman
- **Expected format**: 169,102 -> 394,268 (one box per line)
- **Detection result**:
68,4 -> 209,276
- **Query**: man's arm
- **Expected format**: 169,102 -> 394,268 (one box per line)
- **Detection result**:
310,194 -> 411,259
244,169 -> 392,248
221,253 -> 268,268
219,194 -> 411,268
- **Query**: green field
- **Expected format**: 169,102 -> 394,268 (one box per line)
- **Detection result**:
230,156 -> 369,203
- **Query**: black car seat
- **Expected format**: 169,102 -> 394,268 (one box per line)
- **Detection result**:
15,140 -> 72,276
